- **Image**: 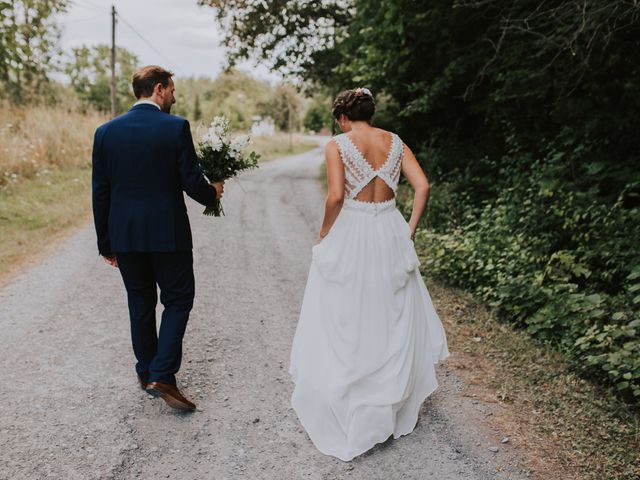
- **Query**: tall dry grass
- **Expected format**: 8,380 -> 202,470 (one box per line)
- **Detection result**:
0,104 -> 105,188
0,104 -> 104,283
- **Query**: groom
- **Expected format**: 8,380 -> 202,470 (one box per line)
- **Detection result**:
91,65 -> 223,411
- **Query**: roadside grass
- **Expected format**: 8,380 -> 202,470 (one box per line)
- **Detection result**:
0,167 -> 92,285
413,231 -> 640,480
0,105 -> 102,285
0,104 -> 103,187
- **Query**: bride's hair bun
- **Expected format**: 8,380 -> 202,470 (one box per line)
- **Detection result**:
332,88 -> 376,122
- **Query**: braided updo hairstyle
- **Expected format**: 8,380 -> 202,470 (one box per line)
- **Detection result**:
332,88 -> 376,122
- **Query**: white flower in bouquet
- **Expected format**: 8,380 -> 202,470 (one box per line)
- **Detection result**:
196,116 -> 260,216
202,116 -> 230,151
230,134 -> 250,152
206,135 -> 224,152
211,116 -> 229,138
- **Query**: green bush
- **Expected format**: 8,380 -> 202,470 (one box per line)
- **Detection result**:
403,161 -> 640,404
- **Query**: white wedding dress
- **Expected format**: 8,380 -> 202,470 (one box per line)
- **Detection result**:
289,131 -> 450,461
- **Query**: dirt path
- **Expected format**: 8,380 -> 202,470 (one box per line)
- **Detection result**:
0,143 -> 534,480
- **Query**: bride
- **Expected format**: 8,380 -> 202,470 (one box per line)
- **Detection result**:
288,88 -> 450,461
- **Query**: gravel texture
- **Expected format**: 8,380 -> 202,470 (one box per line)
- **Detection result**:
0,142 -> 534,479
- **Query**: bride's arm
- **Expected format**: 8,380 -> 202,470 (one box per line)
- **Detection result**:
316,141 -> 345,244
400,144 -> 430,239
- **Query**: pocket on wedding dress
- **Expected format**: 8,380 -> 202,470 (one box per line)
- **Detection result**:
312,235 -> 352,284
390,220 -> 421,291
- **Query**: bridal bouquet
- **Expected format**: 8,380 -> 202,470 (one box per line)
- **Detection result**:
196,116 -> 260,216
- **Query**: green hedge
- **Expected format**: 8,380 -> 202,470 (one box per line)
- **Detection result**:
399,152 -> 640,405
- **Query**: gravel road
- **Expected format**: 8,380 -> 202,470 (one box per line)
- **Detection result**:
0,142 -> 534,480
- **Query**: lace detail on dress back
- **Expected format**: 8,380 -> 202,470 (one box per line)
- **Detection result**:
333,132 -> 404,200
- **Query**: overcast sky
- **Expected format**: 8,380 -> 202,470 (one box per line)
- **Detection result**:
57,0 -> 279,82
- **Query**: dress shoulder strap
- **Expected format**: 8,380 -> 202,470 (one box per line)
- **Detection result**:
331,134 -> 371,199
378,132 -> 404,193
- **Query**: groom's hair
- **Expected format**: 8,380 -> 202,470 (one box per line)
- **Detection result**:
132,65 -> 174,99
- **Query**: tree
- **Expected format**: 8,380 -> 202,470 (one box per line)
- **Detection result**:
197,0 -> 351,81
264,83 -> 302,132
0,0 -> 68,103
64,44 -> 139,114
303,95 -> 331,132
172,70 -> 276,127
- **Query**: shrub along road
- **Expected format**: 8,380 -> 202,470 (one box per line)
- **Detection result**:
0,143 -> 536,479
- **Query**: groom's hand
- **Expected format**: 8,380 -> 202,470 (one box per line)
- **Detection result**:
211,181 -> 225,199
102,254 -> 119,268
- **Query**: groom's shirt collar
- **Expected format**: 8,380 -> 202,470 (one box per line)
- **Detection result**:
133,99 -> 161,110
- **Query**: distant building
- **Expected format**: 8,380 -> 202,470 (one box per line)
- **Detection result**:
251,116 -> 275,137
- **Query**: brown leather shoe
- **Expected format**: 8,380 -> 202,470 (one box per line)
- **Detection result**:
137,374 -> 148,391
146,381 -> 196,411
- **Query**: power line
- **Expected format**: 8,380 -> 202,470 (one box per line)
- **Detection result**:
59,13 -> 108,25
72,0 -> 108,12
116,11 -> 184,74
69,0 -> 109,14
65,2 -> 187,75
83,0 -> 105,8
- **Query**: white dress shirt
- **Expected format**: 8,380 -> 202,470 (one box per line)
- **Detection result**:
133,99 -> 161,110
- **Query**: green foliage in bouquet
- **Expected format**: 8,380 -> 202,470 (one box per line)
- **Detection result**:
196,116 -> 260,216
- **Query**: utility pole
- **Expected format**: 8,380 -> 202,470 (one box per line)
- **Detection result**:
288,96 -> 293,152
110,5 -> 117,118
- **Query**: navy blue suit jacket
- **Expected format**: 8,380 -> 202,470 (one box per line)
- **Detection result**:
91,104 -> 217,256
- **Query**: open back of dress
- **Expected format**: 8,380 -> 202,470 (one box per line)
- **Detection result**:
333,131 -> 404,203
